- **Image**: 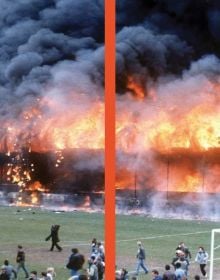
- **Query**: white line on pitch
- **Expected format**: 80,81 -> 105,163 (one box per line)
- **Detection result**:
117,230 -> 211,242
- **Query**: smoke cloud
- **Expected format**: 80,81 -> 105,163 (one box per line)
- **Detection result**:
0,0 -> 104,114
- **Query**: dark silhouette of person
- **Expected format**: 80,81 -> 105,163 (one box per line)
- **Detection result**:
3,260 -> 17,279
45,225 -> 62,252
0,266 -> 9,280
16,245 -> 29,278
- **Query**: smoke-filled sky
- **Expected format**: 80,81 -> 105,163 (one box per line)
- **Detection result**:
0,0 -> 104,152
116,0 -> 220,94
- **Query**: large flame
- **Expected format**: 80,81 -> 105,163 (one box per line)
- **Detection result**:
1,94 -> 104,154
116,79 -> 220,193
116,101 -> 220,153
1,78 -> 220,195
0,91 -> 104,200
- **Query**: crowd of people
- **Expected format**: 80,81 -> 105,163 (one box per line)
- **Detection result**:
0,224 -> 210,280
66,238 -> 105,280
116,241 -> 209,280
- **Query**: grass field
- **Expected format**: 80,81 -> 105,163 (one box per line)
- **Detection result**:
116,214 -> 220,279
0,206 -> 104,280
1,205 -> 220,280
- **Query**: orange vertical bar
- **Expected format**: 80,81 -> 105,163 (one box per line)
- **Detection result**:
105,0 -> 115,279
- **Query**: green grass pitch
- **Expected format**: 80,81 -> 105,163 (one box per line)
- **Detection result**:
116,214 -> 220,279
1,206 -> 220,280
0,206 -> 104,280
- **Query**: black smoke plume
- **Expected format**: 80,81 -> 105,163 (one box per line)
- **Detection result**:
0,0 -> 104,192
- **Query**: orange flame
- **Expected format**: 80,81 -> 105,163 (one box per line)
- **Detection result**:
2,99 -> 104,153
177,174 -> 203,193
27,181 -> 48,192
116,80 -> 220,193
30,192 -> 39,204
127,76 -> 145,100
0,79 -> 219,194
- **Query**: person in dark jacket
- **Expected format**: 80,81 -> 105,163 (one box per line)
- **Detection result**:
172,251 -> 183,269
45,225 -> 62,252
16,245 -> 29,278
66,248 -> 85,277
162,264 -> 176,280
152,269 -> 163,280
0,266 -> 9,280
176,243 -> 191,260
3,260 -> 17,280
119,268 -> 129,280
96,257 -> 104,280
28,270 -> 38,280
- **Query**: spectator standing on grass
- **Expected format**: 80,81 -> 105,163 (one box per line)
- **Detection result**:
0,266 -> 9,280
175,243 -> 191,276
115,266 -> 121,280
28,271 -> 39,280
152,269 -> 163,280
119,268 -> 129,280
91,238 -> 98,256
136,241 -> 148,275
87,256 -> 98,280
162,264 -> 176,280
46,267 -> 56,280
16,245 -> 29,278
3,260 -> 17,280
66,248 -> 85,277
172,251 -> 182,269
97,242 -> 105,262
195,246 -> 208,278
174,252 -> 189,277
45,225 -> 62,252
39,272 -> 50,280
96,257 -> 104,280
176,243 -> 191,260
174,263 -> 186,280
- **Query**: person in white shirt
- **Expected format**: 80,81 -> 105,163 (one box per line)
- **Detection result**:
46,267 -> 56,280
195,246 -> 208,278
